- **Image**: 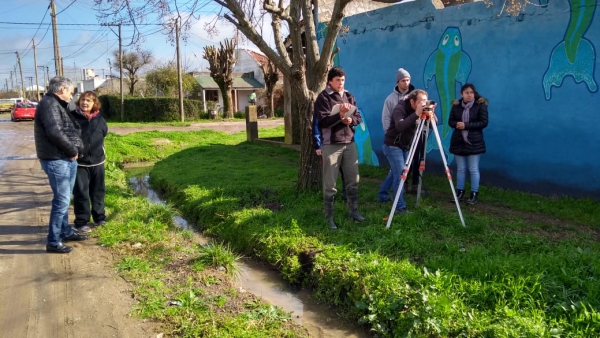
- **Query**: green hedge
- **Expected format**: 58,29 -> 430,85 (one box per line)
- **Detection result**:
99,95 -> 204,122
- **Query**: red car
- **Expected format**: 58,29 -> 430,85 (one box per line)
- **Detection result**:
11,103 -> 37,121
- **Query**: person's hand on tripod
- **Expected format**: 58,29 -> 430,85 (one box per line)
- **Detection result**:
425,103 -> 438,121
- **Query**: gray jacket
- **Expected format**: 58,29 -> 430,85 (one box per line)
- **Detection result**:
34,93 -> 83,160
381,84 -> 414,132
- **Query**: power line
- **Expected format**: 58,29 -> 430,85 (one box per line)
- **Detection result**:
56,0 -> 78,16
0,21 -> 163,26
20,6 -> 50,58
83,41 -> 118,67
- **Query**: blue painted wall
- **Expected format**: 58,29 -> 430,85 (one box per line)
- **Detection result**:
320,0 -> 600,198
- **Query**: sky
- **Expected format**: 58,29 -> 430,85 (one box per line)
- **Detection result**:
0,0 -> 267,93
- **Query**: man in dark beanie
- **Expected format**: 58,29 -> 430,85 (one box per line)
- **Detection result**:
314,67 -> 365,229
378,68 -> 415,202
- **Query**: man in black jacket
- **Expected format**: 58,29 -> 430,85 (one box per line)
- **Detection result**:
34,76 -> 88,254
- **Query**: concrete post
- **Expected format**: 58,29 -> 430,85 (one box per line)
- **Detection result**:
245,105 -> 258,142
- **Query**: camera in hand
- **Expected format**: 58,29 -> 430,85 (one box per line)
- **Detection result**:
423,100 -> 436,112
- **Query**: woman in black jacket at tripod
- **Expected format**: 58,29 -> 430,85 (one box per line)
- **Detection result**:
449,83 -> 489,204
70,91 -> 108,232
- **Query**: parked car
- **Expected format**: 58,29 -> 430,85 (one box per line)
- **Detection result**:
0,99 -> 14,113
11,103 -> 37,121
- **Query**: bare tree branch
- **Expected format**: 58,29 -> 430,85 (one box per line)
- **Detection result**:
315,0 -> 352,91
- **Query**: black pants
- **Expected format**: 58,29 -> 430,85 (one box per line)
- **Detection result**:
73,164 -> 106,226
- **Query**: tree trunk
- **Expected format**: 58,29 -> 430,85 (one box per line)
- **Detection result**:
283,77 -> 293,145
268,93 -> 274,118
292,81 -> 321,191
221,84 -> 233,118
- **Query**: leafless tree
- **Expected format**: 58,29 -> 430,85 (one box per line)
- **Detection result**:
203,38 -> 237,118
112,49 -> 153,95
94,0 -> 354,191
260,60 -> 279,118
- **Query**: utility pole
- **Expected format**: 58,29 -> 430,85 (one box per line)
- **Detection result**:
16,52 -> 25,99
38,66 -> 47,95
5,79 -> 8,93
33,39 -> 41,101
175,17 -> 184,122
61,57 -> 64,78
46,66 -> 50,86
50,0 -> 62,76
103,23 -> 124,120
118,24 -> 123,121
10,71 -> 14,90
14,65 -> 18,92
27,77 -> 34,101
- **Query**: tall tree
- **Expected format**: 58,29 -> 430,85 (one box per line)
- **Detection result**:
260,60 -> 279,118
94,0 -> 354,191
112,49 -> 153,95
146,62 -> 199,97
203,39 -> 236,118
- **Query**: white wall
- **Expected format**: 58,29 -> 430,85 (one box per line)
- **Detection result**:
233,50 -> 265,84
82,78 -> 107,92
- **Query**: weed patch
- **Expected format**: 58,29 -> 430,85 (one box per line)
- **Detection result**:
106,129 -> 600,337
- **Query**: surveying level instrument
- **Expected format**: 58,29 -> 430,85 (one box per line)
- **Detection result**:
385,109 -> 466,229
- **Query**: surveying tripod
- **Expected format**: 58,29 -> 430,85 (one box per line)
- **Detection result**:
385,113 -> 466,229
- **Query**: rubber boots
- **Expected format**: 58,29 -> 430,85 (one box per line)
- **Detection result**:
347,189 -> 365,222
324,197 -> 338,230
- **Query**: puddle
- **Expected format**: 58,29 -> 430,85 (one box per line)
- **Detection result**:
128,173 -> 370,338
0,154 -> 38,161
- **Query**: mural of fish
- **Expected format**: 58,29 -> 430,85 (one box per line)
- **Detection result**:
424,27 -> 472,163
354,108 -> 379,166
542,0 -> 597,100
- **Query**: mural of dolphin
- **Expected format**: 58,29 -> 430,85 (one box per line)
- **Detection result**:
542,0 -> 598,100
424,27 -> 472,162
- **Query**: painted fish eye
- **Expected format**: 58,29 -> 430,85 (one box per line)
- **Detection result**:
442,35 -> 449,45
454,36 -> 460,46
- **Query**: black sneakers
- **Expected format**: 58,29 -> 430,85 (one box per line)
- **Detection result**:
46,243 -> 73,254
63,233 -> 89,242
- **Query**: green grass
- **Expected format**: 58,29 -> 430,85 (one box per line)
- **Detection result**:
191,242 -> 243,278
107,117 -> 275,128
102,128 -> 600,337
94,135 -> 308,337
108,121 -> 193,127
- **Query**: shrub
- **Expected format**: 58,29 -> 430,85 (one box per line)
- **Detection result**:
233,111 -> 245,119
199,110 -> 210,119
98,95 -> 203,122
274,108 -> 284,117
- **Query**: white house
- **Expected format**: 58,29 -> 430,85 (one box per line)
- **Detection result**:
193,49 -> 277,113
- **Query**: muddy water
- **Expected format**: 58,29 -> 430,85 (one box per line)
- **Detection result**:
128,174 -> 370,338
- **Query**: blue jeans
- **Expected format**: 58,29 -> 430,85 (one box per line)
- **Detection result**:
455,154 -> 481,192
40,159 -> 78,246
382,145 -> 409,210
377,169 -> 393,201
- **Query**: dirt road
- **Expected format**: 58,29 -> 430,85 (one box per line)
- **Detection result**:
0,114 -> 156,338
